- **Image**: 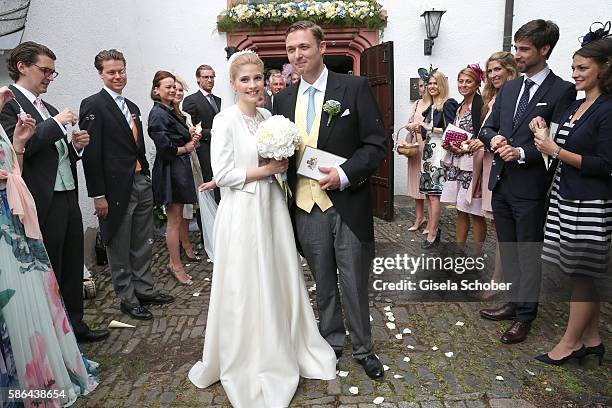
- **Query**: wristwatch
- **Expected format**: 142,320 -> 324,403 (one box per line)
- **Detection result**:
552,146 -> 562,159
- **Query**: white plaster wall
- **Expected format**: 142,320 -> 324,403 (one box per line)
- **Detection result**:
1,0 -> 609,227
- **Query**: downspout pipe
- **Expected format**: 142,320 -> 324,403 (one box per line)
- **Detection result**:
503,0 -> 514,51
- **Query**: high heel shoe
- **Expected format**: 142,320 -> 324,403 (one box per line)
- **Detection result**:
535,346 -> 587,366
584,343 -> 605,366
407,219 -> 427,231
420,228 -> 441,250
167,265 -> 193,286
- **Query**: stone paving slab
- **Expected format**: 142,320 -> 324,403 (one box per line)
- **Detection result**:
73,196 -> 611,407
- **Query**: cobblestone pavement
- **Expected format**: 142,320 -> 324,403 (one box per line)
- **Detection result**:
74,196 -> 611,408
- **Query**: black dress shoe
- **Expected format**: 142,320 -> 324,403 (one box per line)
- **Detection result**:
535,346 -> 587,366
500,321 -> 531,344
120,303 -> 153,320
75,329 -> 110,343
136,293 -> 175,305
420,228 -> 441,250
356,355 -> 384,380
585,343 -> 606,366
479,305 -> 516,321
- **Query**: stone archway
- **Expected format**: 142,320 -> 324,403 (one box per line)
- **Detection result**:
225,26 -> 380,74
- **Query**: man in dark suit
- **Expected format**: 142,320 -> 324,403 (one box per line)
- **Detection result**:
80,49 -> 174,321
479,20 -> 576,344
274,21 -> 387,379
182,64 -> 221,203
265,71 -> 286,112
0,41 -> 109,342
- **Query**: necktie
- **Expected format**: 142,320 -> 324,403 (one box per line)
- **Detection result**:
34,97 -> 50,119
513,78 -> 535,129
116,95 -> 132,124
306,86 -> 317,134
207,94 -> 219,114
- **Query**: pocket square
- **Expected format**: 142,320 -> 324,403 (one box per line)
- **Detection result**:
340,109 -> 350,118
536,102 -> 548,106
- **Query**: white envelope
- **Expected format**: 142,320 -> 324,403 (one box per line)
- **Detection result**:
297,146 -> 347,181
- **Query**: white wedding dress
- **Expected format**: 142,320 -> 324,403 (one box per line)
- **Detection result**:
188,105 -> 336,408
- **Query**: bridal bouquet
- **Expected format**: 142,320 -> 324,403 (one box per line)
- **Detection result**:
255,115 -> 301,200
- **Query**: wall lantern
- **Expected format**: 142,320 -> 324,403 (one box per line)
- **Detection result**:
420,9 -> 446,55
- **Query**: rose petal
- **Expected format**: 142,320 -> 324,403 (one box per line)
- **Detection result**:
383,365 -> 389,371
373,397 -> 385,405
386,322 -> 396,330
192,292 -> 200,297
403,357 -> 411,362
338,371 -> 349,377
407,345 -> 415,349
455,321 -> 465,326
444,352 -> 454,358
349,386 -> 359,395
394,374 -> 403,379
525,369 -> 535,376
402,328 -> 412,334
395,334 -> 403,340
431,346 -> 438,351
495,375 -> 504,381
384,306 -> 391,311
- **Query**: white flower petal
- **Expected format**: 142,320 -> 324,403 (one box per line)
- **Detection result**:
402,328 -> 412,334
386,322 -> 396,330
403,357 -> 411,362
369,315 -> 373,322
444,352 -> 454,358
455,321 -> 465,326
395,334 -> 403,340
383,365 -> 389,371
431,346 -> 438,351
349,386 -> 359,395
383,306 -> 391,311
393,374 -> 403,379
525,369 -> 535,376
338,371 -> 349,377
407,345 -> 415,349
373,396 -> 385,405
495,375 -> 504,381
192,292 -> 200,297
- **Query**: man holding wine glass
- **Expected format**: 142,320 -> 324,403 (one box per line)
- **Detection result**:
0,41 -> 109,343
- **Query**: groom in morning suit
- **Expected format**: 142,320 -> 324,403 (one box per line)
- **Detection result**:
479,20 -> 576,343
182,64 -> 222,203
80,49 -> 174,321
0,41 -> 109,342
273,21 -> 387,379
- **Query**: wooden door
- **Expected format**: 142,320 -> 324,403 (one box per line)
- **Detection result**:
360,41 -> 394,221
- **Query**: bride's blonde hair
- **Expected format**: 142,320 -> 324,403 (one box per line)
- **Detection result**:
229,50 -> 264,81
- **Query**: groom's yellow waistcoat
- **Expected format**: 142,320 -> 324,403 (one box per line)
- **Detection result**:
294,93 -> 333,213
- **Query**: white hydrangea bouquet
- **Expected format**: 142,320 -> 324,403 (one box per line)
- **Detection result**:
255,115 -> 302,200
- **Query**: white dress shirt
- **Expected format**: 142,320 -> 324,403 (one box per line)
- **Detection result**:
513,65 -> 551,163
13,83 -> 66,136
297,67 -> 350,190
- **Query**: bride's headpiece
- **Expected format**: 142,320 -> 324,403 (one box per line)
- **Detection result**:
228,49 -> 259,66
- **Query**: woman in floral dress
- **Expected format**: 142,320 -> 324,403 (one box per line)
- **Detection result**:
0,86 -> 97,407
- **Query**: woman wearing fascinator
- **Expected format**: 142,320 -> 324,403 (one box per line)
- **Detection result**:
440,64 -> 487,255
417,66 -> 458,249
188,50 -> 336,407
531,22 -> 612,366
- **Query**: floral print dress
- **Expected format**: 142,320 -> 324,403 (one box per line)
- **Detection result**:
0,133 -> 98,407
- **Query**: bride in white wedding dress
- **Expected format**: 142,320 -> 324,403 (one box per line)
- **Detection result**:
188,51 -> 336,407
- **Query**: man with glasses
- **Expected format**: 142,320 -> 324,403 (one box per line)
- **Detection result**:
79,49 -> 174,321
183,64 -> 221,203
0,41 -> 109,342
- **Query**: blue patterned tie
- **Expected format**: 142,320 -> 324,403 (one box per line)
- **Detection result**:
116,95 -> 131,124
306,86 -> 317,134
513,78 -> 535,129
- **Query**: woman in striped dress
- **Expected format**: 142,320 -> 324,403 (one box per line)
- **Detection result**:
531,33 -> 612,365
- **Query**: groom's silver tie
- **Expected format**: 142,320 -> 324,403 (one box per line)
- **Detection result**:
306,86 -> 317,134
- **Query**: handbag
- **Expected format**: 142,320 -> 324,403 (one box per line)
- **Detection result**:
442,123 -> 472,148
394,127 -> 419,157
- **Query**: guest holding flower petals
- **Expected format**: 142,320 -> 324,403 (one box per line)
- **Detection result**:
533,23 -> 612,366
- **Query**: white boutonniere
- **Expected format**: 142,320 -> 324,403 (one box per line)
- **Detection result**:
322,100 -> 341,126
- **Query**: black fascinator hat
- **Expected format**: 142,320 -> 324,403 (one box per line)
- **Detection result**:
418,65 -> 438,83
580,21 -> 611,46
